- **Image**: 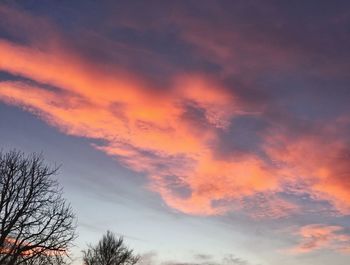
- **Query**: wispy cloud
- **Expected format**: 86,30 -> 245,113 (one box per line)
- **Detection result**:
139,252 -> 255,265
1,3 -> 350,221
288,224 -> 350,254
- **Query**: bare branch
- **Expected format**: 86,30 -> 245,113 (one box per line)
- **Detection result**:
0,150 -> 77,265
82,231 -> 139,265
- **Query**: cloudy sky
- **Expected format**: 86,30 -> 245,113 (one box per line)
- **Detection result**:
1,1 -> 350,264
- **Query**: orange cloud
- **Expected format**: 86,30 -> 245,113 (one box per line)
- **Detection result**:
265,132 -> 350,215
1,6 -> 350,218
0,237 -> 66,257
0,38 -> 280,215
2,36 -> 350,218
148,154 -> 280,215
288,224 -> 350,254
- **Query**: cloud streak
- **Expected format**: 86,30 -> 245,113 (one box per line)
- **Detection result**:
288,224 -> 350,254
0,38 -> 274,215
1,3 -> 350,225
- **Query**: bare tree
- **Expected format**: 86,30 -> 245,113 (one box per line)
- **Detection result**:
0,150 -> 76,265
83,231 -> 139,265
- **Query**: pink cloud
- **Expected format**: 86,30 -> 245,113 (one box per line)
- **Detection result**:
1,4 -> 350,219
0,38 -> 278,216
288,224 -> 350,254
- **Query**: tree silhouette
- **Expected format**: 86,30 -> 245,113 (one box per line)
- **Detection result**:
0,150 -> 76,265
83,231 -> 139,265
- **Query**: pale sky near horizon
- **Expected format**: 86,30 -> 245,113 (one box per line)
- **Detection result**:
1,1 -> 350,265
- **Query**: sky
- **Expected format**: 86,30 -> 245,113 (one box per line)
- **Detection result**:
0,1 -> 350,264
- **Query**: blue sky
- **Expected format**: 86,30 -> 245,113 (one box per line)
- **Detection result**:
1,1 -> 350,264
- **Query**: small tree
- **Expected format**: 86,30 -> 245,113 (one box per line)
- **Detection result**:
83,231 -> 139,265
0,150 -> 76,265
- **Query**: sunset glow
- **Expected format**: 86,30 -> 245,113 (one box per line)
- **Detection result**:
1,2 -> 349,265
